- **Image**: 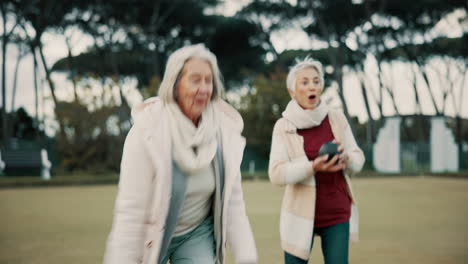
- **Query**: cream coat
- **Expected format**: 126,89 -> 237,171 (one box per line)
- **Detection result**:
268,109 -> 365,260
103,97 -> 257,264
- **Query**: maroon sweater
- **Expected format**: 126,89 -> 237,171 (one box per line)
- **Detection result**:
297,116 -> 351,228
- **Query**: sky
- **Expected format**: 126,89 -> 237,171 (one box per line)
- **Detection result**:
1,1 -> 467,136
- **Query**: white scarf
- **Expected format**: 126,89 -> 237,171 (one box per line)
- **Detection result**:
282,99 -> 329,129
167,102 -> 218,174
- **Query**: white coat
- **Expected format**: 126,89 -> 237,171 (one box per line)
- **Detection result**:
103,97 -> 257,264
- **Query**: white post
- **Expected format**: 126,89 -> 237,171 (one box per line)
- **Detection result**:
0,151 -> 5,176
41,149 -> 52,180
431,117 -> 458,172
373,117 -> 401,173
249,160 -> 255,174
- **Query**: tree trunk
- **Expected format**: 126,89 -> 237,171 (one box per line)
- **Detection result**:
151,39 -> 160,80
334,65 -> 360,142
456,116 -> 463,169
105,31 -> 132,121
39,71 -> 45,131
374,60 -> 385,117
456,68 -> 466,169
1,8 -> 7,143
117,83 -> 131,128
65,37 -> 79,102
377,70 -> 400,116
9,50 -> 24,138
418,62 -> 441,115
0,3 -> 19,143
37,43 -> 65,137
307,4 -> 357,139
335,67 -> 351,121
37,44 -> 58,106
358,72 -> 375,143
364,0 -> 388,118
408,63 -> 423,115
403,64 -> 425,141
374,49 -> 400,116
10,51 -> 23,112
332,47 -> 358,141
33,50 -> 39,123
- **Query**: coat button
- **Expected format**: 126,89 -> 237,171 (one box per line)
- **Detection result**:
145,219 -> 156,225
146,241 -> 153,248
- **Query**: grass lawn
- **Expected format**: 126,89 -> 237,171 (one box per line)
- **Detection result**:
0,177 -> 467,264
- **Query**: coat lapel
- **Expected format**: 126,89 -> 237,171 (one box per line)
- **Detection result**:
282,120 -> 307,159
219,119 -> 246,252
139,104 -> 173,264
221,125 -> 245,190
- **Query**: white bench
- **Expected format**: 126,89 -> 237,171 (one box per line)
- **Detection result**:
0,148 -> 52,180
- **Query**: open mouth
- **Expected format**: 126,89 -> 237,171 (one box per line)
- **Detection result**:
309,95 -> 316,100
195,98 -> 208,105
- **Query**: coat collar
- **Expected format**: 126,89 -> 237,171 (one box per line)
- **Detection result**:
131,97 -> 244,134
131,96 -> 246,183
130,96 -> 246,177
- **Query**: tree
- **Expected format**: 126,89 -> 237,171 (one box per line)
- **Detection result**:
52,1 -> 267,96
0,107 -> 42,141
236,0 -> 466,144
8,33 -> 29,138
238,71 -> 290,157
0,1 -> 19,143
235,0 -> 372,135
55,99 -> 125,172
206,16 -> 267,87
237,0 -> 300,60
12,0 -> 79,138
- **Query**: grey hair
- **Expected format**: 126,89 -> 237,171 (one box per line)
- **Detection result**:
286,56 -> 324,92
158,44 -> 224,103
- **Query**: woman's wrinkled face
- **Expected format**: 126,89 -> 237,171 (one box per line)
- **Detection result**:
290,67 -> 323,110
176,58 -> 213,124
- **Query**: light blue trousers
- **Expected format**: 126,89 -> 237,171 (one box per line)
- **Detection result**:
160,216 -> 216,264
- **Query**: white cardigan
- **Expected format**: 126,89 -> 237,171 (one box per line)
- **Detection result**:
268,109 -> 365,260
103,97 -> 257,264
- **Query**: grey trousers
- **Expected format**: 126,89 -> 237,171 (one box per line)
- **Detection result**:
160,216 -> 216,264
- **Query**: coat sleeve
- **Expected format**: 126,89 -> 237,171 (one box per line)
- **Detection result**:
341,115 -> 365,173
226,171 -> 258,264
268,120 -> 314,186
103,126 -> 155,264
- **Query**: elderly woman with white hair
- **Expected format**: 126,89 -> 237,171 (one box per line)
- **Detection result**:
103,44 -> 257,264
268,57 -> 365,264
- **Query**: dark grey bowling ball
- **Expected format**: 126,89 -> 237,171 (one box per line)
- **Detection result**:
318,141 -> 341,162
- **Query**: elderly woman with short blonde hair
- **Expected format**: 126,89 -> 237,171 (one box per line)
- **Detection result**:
268,57 -> 365,264
104,44 -> 257,264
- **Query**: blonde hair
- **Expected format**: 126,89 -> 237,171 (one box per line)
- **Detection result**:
286,56 -> 324,92
158,44 -> 224,103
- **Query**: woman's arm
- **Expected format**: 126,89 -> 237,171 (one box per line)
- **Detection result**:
268,121 -> 314,186
103,127 -> 154,264
226,171 -> 258,264
342,118 -> 365,173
